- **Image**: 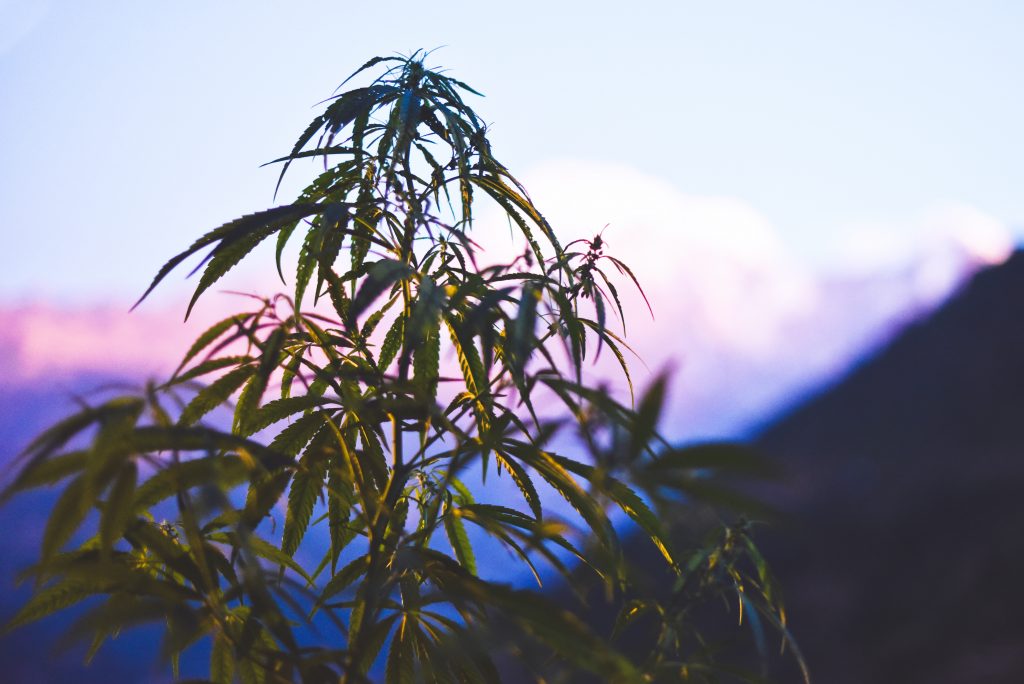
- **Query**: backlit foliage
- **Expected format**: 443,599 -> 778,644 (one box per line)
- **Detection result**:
3,53 -> 805,683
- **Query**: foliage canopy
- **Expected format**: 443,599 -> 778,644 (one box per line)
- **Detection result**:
3,52 -> 804,683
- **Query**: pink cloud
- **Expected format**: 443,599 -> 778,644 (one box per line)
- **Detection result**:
0,296 -> 244,384
0,163 -> 1013,442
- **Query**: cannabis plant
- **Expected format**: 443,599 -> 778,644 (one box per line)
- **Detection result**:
2,53 -> 802,683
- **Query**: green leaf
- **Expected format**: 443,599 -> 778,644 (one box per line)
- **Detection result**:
505,443 -> 615,551
627,373 -> 666,457
123,423 -> 290,466
294,221 -> 322,311
444,507 -> 477,576
211,632 -> 235,684
281,452 -> 328,557
272,113 -> 325,198
99,460 -> 138,554
41,476 -> 90,562
413,313 -> 441,399
269,411 -> 328,457
377,312 -> 405,370
648,442 -> 779,478
14,399 -> 132,469
4,579 -> 108,633
241,395 -> 328,438
324,268 -> 352,321
554,455 -> 676,569
173,313 -> 253,378
234,329 -> 286,435
207,532 -> 312,585
134,204 -> 322,314
3,450 -> 88,499
243,470 -> 292,530
327,469 -> 357,572
495,455 -> 542,520
348,259 -> 410,328
354,613 -> 400,675
169,355 -> 255,386
385,618 -> 415,684
316,554 -> 369,611
179,365 -> 255,427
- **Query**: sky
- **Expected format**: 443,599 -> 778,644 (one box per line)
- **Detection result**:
1,0 -> 1021,433
2,1 -> 1022,301
0,1 -> 1021,662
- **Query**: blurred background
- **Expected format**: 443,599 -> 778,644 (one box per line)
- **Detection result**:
2,1 -> 1022,681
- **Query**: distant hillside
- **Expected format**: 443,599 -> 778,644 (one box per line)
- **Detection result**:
755,249 -> 1024,683
565,251 -> 1024,683
3,250 -> 1021,682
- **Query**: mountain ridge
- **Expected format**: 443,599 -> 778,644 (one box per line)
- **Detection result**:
752,248 -> 1024,682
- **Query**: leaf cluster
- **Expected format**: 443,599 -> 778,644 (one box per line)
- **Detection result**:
3,52 -> 804,683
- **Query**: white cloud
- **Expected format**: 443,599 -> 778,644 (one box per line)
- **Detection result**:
475,160 -> 1014,439
1,160 -> 1013,443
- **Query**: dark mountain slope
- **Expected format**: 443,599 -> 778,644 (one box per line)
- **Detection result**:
754,249 -> 1024,683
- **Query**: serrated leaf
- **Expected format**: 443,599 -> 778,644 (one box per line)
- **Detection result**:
273,114 -> 325,198
354,613 -> 400,675
268,412 -> 327,457
316,554 -> 369,613
41,476 -> 90,562
348,259 -> 410,329
240,395 -> 328,438
327,469 -> 357,572
412,314 -> 440,399
505,443 -> 614,551
169,355 -> 254,386
208,532 -> 312,585
554,455 -> 675,569
324,268 -> 351,322
179,365 -> 255,427
132,456 -> 243,516
233,328 -> 286,435
4,579 -> 107,632
173,313 -> 252,378
14,399 -> 131,468
281,453 -> 328,557
377,312 -> 405,370
134,204 -> 321,314
294,222 -> 322,311
495,454 -> 542,520
444,508 -> 477,576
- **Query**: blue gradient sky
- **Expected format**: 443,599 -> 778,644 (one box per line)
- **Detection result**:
2,1 -> 1022,303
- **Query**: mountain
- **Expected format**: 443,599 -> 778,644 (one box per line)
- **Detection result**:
1,246 -> 1018,681
564,250 -> 1024,683
751,249 -> 1024,682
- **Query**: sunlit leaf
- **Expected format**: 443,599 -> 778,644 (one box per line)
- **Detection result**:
444,507 -> 477,576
